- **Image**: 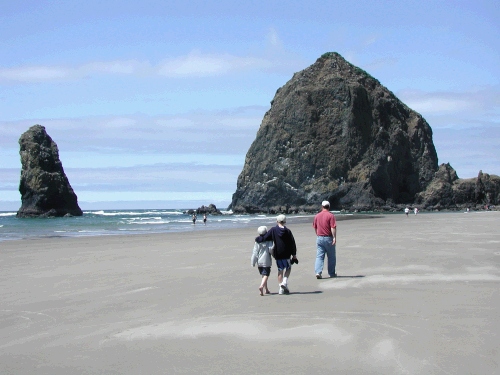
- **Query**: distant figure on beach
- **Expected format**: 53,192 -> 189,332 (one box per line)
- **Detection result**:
405,207 -> 409,217
414,207 -> 418,215
256,214 -> 298,295
192,213 -> 197,224
251,226 -> 274,296
312,200 -> 337,279
203,213 -> 207,224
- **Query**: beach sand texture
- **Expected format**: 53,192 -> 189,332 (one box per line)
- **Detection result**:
1,212 -> 499,374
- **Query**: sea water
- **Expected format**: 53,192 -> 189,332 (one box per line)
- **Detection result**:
0,209 -> 312,242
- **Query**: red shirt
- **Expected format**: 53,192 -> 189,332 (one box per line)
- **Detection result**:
313,210 -> 336,236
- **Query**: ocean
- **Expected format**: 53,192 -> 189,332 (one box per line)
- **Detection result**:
0,209 -> 317,242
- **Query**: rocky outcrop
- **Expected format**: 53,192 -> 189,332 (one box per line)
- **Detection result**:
185,204 -> 223,216
230,52 -> 438,213
17,125 -> 83,217
196,204 -> 222,215
416,165 -> 500,209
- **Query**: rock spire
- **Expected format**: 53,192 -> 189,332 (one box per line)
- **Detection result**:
17,125 -> 83,217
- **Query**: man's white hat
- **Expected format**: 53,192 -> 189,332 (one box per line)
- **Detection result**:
322,200 -> 330,207
276,214 -> 286,223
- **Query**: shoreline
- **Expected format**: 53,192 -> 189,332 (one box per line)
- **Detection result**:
0,209 -> 486,244
0,210 -> 383,243
1,210 -> 492,247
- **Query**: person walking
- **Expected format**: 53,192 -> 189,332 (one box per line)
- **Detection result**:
312,201 -> 337,279
251,226 -> 274,296
256,214 -> 298,295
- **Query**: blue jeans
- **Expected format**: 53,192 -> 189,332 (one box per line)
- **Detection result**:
315,236 -> 336,276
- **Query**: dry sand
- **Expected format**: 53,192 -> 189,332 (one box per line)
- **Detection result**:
1,211 -> 499,374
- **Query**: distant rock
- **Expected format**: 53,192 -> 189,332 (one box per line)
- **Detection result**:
416,165 -> 500,209
16,125 -> 83,218
184,204 -> 223,216
230,52 -> 438,212
197,204 -> 222,215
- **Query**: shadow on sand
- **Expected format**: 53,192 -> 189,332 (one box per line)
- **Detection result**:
289,290 -> 323,295
335,275 -> 365,279
268,290 -> 323,296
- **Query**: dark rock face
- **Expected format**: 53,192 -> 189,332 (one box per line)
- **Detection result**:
185,204 -> 223,216
196,204 -> 222,215
416,165 -> 500,209
17,125 -> 83,217
230,52 -> 438,212
196,203 -> 222,216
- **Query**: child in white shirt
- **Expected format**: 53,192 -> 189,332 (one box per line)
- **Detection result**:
251,226 -> 274,296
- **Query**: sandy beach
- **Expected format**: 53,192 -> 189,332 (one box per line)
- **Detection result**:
1,211 -> 499,374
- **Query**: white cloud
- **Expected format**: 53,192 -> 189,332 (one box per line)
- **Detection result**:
0,66 -> 71,82
399,86 -> 500,117
267,27 -> 282,47
82,60 -> 150,75
0,51 -> 278,83
0,106 -> 266,155
395,86 -> 500,177
76,191 -> 233,203
157,51 -> 272,77
102,117 -> 139,129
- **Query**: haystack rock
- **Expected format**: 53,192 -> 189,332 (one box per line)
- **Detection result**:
230,52 -> 439,213
17,125 -> 83,217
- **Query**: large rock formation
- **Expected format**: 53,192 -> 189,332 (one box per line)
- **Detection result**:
17,125 -> 83,217
416,165 -> 500,209
230,52 -> 439,213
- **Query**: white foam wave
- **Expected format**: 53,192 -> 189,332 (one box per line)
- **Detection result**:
0,212 -> 16,217
89,210 -> 181,216
118,228 -> 150,231
127,221 -> 170,225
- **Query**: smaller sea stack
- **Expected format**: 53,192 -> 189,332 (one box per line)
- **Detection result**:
17,125 -> 83,217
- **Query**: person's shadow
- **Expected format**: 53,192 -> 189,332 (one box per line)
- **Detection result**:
269,276 -> 366,295
335,275 -> 365,278
289,290 -> 323,295
269,290 -> 323,295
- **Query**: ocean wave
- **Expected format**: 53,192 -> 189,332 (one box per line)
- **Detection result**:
127,221 -> 171,225
88,210 -> 182,216
0,212 -> 17,217
118,227 -> 152,231
124,216 -> 163,221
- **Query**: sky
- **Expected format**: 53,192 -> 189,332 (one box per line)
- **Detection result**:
0,0 -> 498,210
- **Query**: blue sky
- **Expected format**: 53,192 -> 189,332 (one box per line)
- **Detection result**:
0,0 -> 498,210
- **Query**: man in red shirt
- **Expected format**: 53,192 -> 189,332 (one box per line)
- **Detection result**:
312,201 -> 337,279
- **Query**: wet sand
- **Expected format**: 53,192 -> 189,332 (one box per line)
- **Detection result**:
1,211 -> 499,374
